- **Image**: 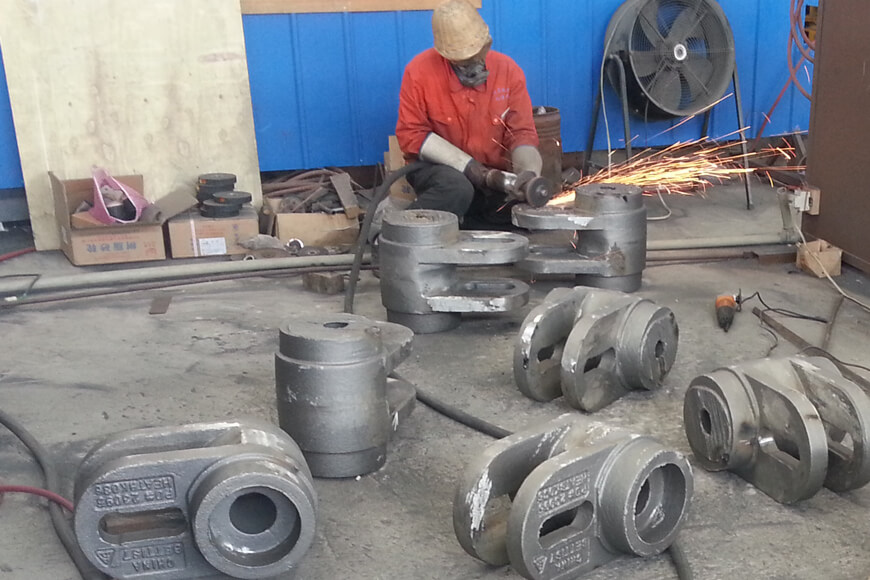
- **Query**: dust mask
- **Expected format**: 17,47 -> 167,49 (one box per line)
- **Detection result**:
452,61 -> 489,87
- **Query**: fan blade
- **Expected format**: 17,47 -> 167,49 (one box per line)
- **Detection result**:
683,57 -> 714,88
666,3 -> 707,43
646,67 -> 682,112
638,0 -> 664,44
632,51 -> 661,77
682,60 -> 713,102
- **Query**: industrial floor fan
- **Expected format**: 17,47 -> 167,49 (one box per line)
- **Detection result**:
584,0 -> 753,208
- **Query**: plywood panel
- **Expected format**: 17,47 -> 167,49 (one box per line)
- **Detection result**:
0,0 -> 261,250
241,0 -> 480,15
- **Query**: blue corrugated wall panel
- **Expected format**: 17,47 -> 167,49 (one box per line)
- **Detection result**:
245,0 -> 815,171
0,44 -> 24,190
0,3 -> 813,177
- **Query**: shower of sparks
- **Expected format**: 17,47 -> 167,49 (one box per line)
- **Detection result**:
548,136 -> 803,207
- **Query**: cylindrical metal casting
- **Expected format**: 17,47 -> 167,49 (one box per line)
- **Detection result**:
513,183 -> 647,292
533,106 -> 563,187
73,421 -> 317,580
275,313 -> 414,478
379,209 -> 530,334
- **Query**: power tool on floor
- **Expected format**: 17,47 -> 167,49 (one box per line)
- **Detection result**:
715,290 -> 741,332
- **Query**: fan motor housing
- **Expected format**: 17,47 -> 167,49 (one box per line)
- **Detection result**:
605,0 -> 736,119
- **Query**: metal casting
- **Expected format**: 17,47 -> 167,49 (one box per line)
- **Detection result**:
74,420 -> 317,580
684,355 -> 870,504
379,209 -> 530,334
275,312 -> 415,478
512,183 -> 647,292
454,414 -> 693,580
515,287 -> 678,412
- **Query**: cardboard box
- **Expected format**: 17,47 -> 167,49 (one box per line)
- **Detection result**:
166,207 -> 260,258
50,172 -> 166,266
263,197 -> 360,247
274,212 -> 359,247
797,239 -> 842,278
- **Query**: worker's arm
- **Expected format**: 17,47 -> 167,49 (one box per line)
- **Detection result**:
502,65 -> 540,152
396,67 -> 433,158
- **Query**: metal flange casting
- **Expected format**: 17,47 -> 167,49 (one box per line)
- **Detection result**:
74,420 -> 317,580
512,183 -> 647,292
454,414 -> 693,580
684,355 -> 870,504
275,312 -> 415,478
379,209 -> 530,334
515,287 -> 678,412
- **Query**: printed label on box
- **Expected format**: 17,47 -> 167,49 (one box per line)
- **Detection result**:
198,237 -> 228,256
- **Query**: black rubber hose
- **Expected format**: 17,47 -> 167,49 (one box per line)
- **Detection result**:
667,535 -> 694,580
344,161 -> 426,314
0,409 -> 106,580
413,385 -> 512,439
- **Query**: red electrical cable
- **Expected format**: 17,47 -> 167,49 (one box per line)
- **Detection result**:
0,247 -> 36,262
0,485 -> 75,512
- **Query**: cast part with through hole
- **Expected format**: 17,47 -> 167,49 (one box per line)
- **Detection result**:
453,414 -> 693,580
684,355 -> 870,504
275,312 -> 416,478
73,420 -> 317,579
515,286 -> 678,412
379,209 -> 530,334
512,183 -> 647,292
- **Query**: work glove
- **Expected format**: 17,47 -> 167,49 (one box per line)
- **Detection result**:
463,159 -> 490,189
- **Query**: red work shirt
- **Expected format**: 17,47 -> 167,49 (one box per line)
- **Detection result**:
396,48 -> 539,171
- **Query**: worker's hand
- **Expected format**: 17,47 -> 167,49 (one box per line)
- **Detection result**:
463,160 -> 490,189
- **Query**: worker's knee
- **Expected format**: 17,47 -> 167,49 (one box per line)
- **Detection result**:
408,164 -> 475,217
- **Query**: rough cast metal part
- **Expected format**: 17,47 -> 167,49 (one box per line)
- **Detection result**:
512,183 -> 647,293
74,421 -> 317,580
454,414 -> 693,580
515,287 -> 678,412
379,209 -> 531,334
684,355 -> 870,504
275,312 -> 415,478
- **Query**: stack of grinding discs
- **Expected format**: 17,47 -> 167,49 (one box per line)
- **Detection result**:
196,173 -> 253,218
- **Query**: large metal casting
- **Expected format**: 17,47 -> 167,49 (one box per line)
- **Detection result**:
512,184 -> 647,292
379,209 -> 530,334
684,356 -> 870,504
74,421 -> 317,580
454,414 -> 693,580
515,287 -> 678,412
275,313 -> 415,478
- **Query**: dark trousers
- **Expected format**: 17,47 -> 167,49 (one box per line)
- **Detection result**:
406,163 -> 516,230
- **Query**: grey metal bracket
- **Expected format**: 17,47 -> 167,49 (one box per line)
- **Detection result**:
512,184 -> 647,292
453,414 -> 693,580
74,420 -> 318,580
275,312 -> 415,478
515,287 -> 679,412
380,209 -> 530,334
684,356 -> 870,504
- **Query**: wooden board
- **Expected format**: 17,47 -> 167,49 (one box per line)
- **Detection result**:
0,0 -> 262,250
241,0 -> 480,14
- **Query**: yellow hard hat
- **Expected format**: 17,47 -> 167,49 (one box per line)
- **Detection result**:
432,0 -> 491,62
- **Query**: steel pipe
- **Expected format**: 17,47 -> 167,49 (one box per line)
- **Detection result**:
379,209 -> 530,334
73,420 -> 317,579
0,254 -> 360,297
454,414 -> 693,580
684,355 -> 870,504
515,287 -> 679,412
275,313 -> 415,478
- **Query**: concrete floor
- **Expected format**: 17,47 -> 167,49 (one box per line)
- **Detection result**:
1,183 -> 870,580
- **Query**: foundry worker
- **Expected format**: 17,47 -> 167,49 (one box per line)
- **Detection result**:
391,0 -> 543,228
